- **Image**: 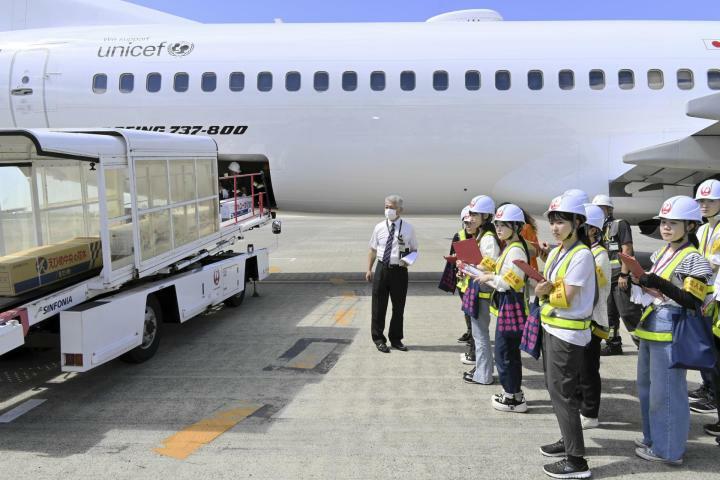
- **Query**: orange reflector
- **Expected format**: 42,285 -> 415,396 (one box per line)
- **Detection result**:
64,353 -> 83,367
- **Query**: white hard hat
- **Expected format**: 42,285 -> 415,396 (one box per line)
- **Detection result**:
695,179 -> 720,200
460,206 -> 471,221
654,195 -> 702,222
563,189 -> 590,205
584,204 -> 605,229
228,161 -> 241,173
494,203 -> 525,223
545,193 -> 587,218
592,194 -> 614,208
468,195 -> 496,215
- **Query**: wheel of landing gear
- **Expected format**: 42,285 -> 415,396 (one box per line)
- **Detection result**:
121,295 -> 162,363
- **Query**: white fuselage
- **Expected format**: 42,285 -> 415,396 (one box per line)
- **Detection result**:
1,21 -> 719,217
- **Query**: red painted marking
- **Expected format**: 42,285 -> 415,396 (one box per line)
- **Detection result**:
712,40 -> 720,48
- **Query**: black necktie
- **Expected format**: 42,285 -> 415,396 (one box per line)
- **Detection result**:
383,223 -> 395,264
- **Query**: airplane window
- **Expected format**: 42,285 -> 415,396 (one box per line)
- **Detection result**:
528,70 -> 543,90
229,72 -> 245,91
342,71 -> 357,91
465,70 -> 480,90
618,69 -> 634,90
258,72 -> 273,92
201,73 -> 217,92
119,73 -> 134,93
589,69 -> 605,90
677,69 -> 694,90
174,73 -> 189,92
495,70 -> 510,91
558,70 -> 574,90
433,70 -> 449,91
708,70 -> 720,90
314,71 -> 329,91
92,74 -> 107,94
286,72 -> 301,91
146,73 -> 161,93
400,71 -> 415,91
647,69 -> 664,90
370,71 -> 386,91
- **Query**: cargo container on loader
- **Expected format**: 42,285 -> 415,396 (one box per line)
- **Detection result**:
0,129 -> 275,371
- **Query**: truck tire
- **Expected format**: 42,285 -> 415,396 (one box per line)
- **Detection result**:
224,281 -> 247,307
122,295 -> 162,363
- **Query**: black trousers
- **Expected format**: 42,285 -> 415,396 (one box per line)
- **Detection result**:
543,332 -> 586,457
606,281 -> 642,344
371,263 -> 408,345
575,334 -> 602,419
713,335 -> 720,422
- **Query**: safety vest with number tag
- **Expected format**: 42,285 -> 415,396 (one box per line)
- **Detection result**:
539,243 -> 592,330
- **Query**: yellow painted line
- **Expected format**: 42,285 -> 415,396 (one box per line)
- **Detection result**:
341,291 -> 356,298
329,277 -> 346,285
334,308 -> 356,326
154,405 -> 261,460
269,266 -> 281,273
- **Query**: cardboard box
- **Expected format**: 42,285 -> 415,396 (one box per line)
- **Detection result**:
0,237 -> 102,296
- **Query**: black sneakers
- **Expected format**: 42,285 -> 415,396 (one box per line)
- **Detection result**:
599,343 -> 622,356
540,439 -> 566,457
542,458 -> 591,479
689,398 -> 718,414
704,421 -> 720,436
457,332 -> 471,343
689,384 -> 711,402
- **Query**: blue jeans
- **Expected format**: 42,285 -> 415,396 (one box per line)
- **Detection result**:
637,306 -> 689,462
471,299 -> 494,384
494,329 -> 522,394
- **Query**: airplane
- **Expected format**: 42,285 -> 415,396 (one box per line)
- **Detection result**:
0,0 -> 719,220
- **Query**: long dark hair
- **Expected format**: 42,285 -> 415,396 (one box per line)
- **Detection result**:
547,211 -> 591,248
585,224 -> 606,249
687,221 -> 700,249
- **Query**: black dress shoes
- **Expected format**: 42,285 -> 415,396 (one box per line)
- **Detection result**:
390,342 -> 408,351
376,343 -> 390,353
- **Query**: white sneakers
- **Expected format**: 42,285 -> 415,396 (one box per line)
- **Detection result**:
580,414 -> 599,430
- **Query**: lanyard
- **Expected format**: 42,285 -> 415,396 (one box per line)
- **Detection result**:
547,241 -> 580,280
651,242 -> 690,275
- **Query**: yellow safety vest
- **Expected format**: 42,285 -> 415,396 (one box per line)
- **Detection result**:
699,222 -> 719,297
489,242 -> 527,317
539,243 -> 592,330
634,244 -> 702,342
590,244 -> 610,339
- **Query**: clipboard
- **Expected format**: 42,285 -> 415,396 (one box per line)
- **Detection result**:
618,253 -> 646,279
512,260 -> 546,283
452,239 -> 483,265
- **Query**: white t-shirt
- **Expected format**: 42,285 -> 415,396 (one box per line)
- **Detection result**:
369,218 -> 418,266
592,247 -> 611,329
542,247 -> 595,347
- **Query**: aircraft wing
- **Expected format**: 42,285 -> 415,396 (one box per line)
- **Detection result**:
614,92 -> 720,192
0,0 -> 196,32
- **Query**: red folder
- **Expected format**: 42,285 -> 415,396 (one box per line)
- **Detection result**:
512,260 -> 546,283
444,255 -> 458,264
452,239 -> 483,265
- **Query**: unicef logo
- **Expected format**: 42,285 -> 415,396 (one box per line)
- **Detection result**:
167,41 -> 194,57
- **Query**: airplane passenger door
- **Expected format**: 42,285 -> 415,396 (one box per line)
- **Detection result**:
10,49 -> 49,127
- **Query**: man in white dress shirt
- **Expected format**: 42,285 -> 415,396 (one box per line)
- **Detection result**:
366,195 -> 419,353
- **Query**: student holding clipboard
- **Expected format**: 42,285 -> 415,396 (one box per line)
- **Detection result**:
457,195 -> 500,385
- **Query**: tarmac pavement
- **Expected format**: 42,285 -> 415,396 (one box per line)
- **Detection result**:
0,213 -> 717,479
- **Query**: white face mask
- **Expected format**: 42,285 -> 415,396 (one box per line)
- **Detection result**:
385,208 -> 398,221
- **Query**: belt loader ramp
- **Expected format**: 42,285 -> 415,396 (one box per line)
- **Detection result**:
0,129 -> 275,371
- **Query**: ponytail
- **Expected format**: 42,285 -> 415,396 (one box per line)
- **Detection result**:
687,221 -> 700,248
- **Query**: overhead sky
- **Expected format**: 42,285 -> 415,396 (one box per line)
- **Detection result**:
127,0 -> 720,23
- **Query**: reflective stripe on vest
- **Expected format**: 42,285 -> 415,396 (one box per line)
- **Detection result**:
494,242 -> 526,293
634,244 -> 699,342
699,221 -> 720,259
540,243 -> 592,330
591,322 -> 609,339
